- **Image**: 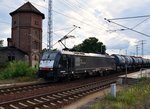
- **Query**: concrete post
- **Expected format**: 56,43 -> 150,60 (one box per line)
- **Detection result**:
111,83 -> 116,97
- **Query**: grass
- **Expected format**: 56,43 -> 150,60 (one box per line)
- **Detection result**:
0,61 -> 38,83
91,77 -> 150,109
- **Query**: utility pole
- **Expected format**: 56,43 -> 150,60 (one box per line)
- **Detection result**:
119,49 -> 122,55
138,40 -> 146,57
125,49 -> 127,55
135,45 -> 139,56
47,0 -> 53,50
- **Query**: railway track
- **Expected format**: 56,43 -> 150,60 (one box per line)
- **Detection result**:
0,70 -> 134,96
0,76 -> 115,96
0,77 -> 117,109
0,82 -> 52,95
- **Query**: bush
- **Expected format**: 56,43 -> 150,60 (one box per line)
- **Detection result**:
0,61 -> 37,80
91,78 -> 150,109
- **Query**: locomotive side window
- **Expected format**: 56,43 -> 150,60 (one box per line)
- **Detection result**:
80,57 -> 86,65
75,57 -> 80,66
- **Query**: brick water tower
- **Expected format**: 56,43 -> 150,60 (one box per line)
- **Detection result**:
8,2 -> 45,67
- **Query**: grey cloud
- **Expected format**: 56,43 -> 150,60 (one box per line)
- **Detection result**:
106,38 -> 130,49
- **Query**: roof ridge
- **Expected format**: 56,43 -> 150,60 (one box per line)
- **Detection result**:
10,2 -> 45,19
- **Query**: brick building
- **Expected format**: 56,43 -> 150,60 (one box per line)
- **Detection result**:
7,2 -> 45,67
0,46 -> 28,66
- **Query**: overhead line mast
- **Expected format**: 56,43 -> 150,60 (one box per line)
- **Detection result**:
47,0 -> 53,50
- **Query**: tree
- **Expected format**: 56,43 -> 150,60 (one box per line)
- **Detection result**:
72,37 -> 106,54
0,40 -> 4,47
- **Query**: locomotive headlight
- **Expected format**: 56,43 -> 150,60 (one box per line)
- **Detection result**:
50,68 -> 53,71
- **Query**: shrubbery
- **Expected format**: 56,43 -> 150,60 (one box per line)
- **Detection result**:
0,61 -> 37,80
91,78 -> 150,109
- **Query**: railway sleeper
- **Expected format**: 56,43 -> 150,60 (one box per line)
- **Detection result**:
73,95 -> 79,98
43,104 -> 49,108
52,94 -> 61,98
57,93 -> 66,96
40,97 -> 50,101
34,99 -> 43,103
50,102 -> 56,106
0,90 -> 4,92
68,97 -> 74,100
12,88 -> 17,90
46,96 -> 56,99
9,104 -> 19,109
57,100 -> 62,104
26,100 -> 36,105
34,107 -> 40,109
63,99 -> 68,102
6,89 -> 10,91
63,91 -> 75,95
62,92 -> 68,94
82,92 -> 87,95
18,102 -> 28,107
0,107 -> 5,109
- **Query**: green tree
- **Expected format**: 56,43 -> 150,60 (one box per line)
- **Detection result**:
72,37 -> 106,54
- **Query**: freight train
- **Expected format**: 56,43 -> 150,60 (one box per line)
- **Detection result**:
37,50 -> 150,81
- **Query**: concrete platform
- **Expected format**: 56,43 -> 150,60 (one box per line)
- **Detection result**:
118,68 -> 150,84
119,68 -> 150,79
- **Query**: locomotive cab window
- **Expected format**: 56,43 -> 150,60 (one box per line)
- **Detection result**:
42,52 -> 57,60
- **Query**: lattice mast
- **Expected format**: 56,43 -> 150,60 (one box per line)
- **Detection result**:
47,0 -> 53,49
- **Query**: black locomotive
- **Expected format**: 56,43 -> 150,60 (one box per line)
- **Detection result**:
37,50 -> 150,80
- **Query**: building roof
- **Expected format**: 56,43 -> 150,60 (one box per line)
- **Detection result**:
0,46 -> 27,54
10,2 -> 45,19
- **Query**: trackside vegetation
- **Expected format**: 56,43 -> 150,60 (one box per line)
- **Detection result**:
91,77 -> 150,109
0,61 -> 37,82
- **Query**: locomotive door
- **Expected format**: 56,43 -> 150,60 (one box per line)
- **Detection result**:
67,56 -> 74,73
61,55 -> 68,72
60,55 -> 74,74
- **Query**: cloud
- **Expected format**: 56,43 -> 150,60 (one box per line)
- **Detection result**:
106,37 -> 130,49
0,0 -> 150,57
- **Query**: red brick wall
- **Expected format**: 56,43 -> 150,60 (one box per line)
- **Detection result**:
11,12 -> 43,66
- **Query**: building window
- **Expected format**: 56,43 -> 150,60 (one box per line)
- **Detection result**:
33,41 -> 38,49
13,21 -> 16,25
8,56 -> 15,61
35,21 -> 39,25
35,30 -> 38,35
34,55 -> 38,60
12,56 -> 15,61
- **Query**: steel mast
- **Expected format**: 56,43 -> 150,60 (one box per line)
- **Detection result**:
47,0 -> 53,50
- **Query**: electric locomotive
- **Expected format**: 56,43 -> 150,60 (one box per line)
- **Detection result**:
37,50 -> 116,80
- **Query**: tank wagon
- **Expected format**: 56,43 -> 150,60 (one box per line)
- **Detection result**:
37,50 -> 116,80
112,54 -> 150,71
37,51 -> 150,80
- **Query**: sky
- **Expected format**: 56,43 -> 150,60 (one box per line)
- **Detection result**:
0,0 -> 150,58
